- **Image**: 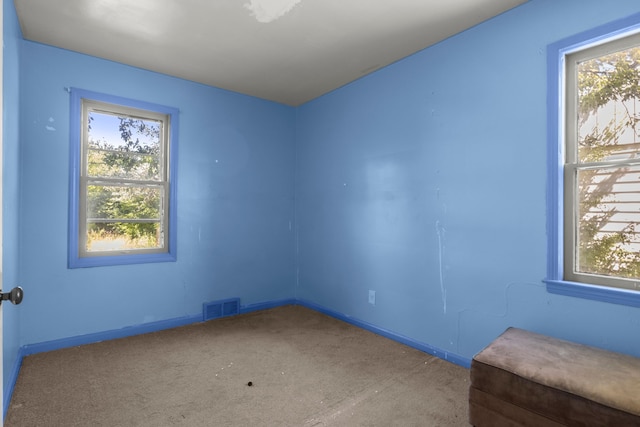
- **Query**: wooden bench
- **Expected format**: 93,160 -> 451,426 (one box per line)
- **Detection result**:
469,327 -> 640,426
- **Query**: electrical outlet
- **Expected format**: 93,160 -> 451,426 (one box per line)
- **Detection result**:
368,290 -> 376,305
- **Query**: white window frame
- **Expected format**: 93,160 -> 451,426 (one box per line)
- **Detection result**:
69,89 -> 178,268
564,32 -> 640,291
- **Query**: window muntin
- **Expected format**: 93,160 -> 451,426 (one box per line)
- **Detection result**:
69,89 -> 178,268
565,32 -> 640,291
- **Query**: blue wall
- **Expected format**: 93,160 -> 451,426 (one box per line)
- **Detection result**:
296,0 -> 640,361
16,41 -> 296,345
3,0 -> 23,405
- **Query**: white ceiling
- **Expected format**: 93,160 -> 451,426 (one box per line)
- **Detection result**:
14,0 -> 527,106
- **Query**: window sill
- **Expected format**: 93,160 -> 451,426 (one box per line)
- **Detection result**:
69,252 -> 176,269
545,279 -> 640,308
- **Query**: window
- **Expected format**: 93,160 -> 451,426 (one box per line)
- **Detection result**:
69,89 -> 178,268
547,14 -> 640,307
565,33 -> 640,291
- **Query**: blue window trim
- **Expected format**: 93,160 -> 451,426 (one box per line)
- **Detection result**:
68,88 -> 179,268
545,13 -> 640,307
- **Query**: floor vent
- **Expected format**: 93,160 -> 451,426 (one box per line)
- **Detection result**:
203,298 -> 240,321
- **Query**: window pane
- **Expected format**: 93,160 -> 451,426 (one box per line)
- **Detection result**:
88,148 -> 160,181
576,46 -> 640,163
85,182 -> 163,252
576,165 -> 640,278
87,111 -> 161,180
87,184 -> 162,220
87,222 -> 162,252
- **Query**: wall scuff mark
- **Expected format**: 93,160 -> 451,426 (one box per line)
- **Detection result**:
436,220 -> 447,314
46,117 -> 56,131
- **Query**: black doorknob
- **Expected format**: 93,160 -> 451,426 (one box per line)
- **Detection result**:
1,286 -> 23,305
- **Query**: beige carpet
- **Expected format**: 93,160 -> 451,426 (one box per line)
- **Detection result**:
6,305 -> 470,426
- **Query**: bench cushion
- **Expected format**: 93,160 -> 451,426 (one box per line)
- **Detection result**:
469,327 -> 640,426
